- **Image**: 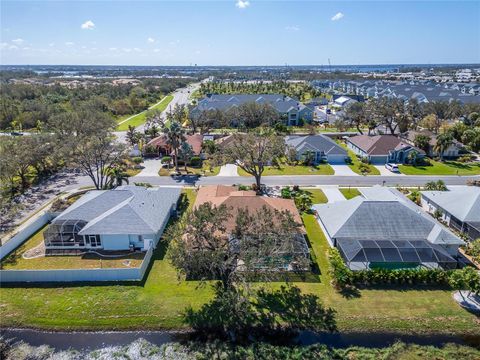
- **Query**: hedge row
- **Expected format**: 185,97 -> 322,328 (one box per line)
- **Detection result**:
327,248 -> 453,287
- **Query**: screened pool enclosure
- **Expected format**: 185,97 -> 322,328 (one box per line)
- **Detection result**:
336,238 -> 458,270
44,219 -> 88,247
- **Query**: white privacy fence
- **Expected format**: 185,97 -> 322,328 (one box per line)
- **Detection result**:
0,212 -> 54,261
0,247 -> 153,283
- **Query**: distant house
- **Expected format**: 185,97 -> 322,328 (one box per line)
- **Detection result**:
333,95 -> 357,108
313,196 -> 464,270
44,186 -> 181,252
346,134 -> 425,164
285,135 -> 347,164
146,134 -> 203,158
400,130 -> 463,158
421,186 -> 480,241
306,97 -> 329,106
194,185 -> 309,270
190,94 -> 313,126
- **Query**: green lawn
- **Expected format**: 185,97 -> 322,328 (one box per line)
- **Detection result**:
399,160 -> 480,175
1,225 -> 144,270
301,188 -> 328,204
0,189 -> 478,334
116,95 -> 174,131
337,141 -> 380,175
339,187 -> 361,200
238,164 -> 334,176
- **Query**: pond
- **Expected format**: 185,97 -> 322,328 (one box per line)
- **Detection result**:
2,328 -> 479,352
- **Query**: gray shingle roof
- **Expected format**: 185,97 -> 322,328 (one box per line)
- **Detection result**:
313,198 -> 464,246
54,186 -> 181,235
194,94 -> 301,113
422,186 -> 480,222
285,135 -> 347,156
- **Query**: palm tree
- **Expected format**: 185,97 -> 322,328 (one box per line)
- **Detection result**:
179,141 -> 194,172
106,165 -> 129,189
163,121 -> 186,172
434,133 -> 454,161
126,125 -> 140,146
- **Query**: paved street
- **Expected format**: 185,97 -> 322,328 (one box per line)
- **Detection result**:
125,174 -> 479,187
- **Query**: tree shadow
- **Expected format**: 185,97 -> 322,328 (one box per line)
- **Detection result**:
338,285 -> 361,299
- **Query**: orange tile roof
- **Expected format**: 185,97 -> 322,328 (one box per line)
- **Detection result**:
194,185 -> 304,233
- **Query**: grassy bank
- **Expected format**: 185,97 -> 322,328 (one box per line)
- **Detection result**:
0,190 -> 478,334
116,95 -> 173,131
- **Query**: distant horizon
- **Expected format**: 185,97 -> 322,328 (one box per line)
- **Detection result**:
2,62 -> 479,68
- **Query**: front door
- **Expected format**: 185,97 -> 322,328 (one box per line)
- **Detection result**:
86,235 -> 101,248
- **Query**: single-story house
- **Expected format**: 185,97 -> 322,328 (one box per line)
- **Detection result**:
44,186 -> 181,251
285,135 -> 347,164
400,130 -> 464,158
313,196 -> 464,270
146,134 -> 203,158
190,94 -> 313,126
346,134 -> 425,164
421,186 -> 480,241
194,185 -> 309,270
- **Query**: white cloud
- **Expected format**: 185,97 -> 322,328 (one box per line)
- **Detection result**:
147,37 -> 155,43
65,41 -> 75,46
235,0 -> 250,9
12,38 -> 24,44
331,12 -> 344,21
133,47 -> 142,52
109,47 -> 117,51
81,20 -> 95,30
153,48 -> 161,53
8,45 -> 19,50
285,25 -> 300,32
122,48 -> 132,53
0,42 -> 8,49
48,43 -> 55,47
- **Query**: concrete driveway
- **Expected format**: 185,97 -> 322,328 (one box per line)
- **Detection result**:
134,159 -> 163,177
374,165 -> 405,176
330,164 -> 359,176
320,186 -> 347,203
217,164 -> 239,176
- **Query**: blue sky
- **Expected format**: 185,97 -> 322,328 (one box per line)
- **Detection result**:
1,1 -> 479,66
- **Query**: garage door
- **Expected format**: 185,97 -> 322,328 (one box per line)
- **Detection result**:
327,154 -> 347,164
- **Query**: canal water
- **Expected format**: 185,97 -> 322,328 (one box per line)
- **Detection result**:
2,328 -> 479,352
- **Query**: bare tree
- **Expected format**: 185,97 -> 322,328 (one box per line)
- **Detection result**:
73,135 -> 126,190
215,132 -> 285,192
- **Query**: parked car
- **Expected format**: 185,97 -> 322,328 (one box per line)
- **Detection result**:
385,163 -> 399,172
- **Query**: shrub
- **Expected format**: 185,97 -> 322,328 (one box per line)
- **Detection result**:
458,155 -> 473,163
189,156 -> 202,167
161,156 -> 172,165
131,156 -> 143,164
328,248 -> 453,289
238,184 -> 251,191
281,187 -> 292,199
344,156 -> 353,164
358,162 -> 371,174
